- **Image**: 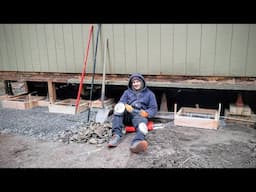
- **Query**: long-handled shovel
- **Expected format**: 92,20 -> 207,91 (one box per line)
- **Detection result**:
87,24 -> 101,122
95,38 -> 110,124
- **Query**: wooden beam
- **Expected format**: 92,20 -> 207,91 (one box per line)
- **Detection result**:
1,71 -> 256,90
47,80 -> 56,104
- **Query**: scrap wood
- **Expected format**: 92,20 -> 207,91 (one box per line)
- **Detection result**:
223,113 -> 256,124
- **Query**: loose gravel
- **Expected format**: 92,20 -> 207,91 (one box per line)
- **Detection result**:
0,106 -> 98,142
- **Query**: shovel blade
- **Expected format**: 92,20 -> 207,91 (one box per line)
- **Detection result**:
95,108 -> 110,124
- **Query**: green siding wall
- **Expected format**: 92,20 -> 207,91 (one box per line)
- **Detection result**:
0,24 -> 255,77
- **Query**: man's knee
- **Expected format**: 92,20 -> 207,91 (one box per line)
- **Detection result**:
138,122 -> 148,135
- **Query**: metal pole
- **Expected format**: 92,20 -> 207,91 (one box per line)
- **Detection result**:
88,24 -> 101,122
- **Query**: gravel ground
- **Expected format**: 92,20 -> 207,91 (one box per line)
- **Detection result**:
1,105 -> 256,168
0,106 -> 98,142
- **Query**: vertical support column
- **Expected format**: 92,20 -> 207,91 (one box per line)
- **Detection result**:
216,103 -> 221,121
23,81 -> 28,93
47,80 -> 56,104
4,80 -> 13,95
174,103 -> 177,116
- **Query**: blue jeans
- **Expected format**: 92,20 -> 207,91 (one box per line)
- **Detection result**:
112,111 -> 148,145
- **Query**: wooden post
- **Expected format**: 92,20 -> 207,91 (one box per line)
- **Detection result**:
47,80 -> 56,104
217,103 -> 221,120
174,103 -> 177,116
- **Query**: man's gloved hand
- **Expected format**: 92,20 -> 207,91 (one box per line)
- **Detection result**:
140,110 -> 149,118
125,104 -> 134,113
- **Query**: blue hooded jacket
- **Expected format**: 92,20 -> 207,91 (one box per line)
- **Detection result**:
119,73 -> 158,118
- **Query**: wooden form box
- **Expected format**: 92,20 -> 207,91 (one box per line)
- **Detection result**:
90,98 -> 115,109
174,103 -> 221,130
48,99 -> 89,114
229,104 -> 251,116
1,95 -> 45,110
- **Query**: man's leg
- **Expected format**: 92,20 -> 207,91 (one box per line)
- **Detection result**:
108,114 -> 124,147
112,114 -> 124,137
129,115 -> 148,153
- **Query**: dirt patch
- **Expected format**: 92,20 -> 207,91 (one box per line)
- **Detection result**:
1,111 -> 256,168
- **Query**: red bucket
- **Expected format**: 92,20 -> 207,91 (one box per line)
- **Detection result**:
125,121 -> 154,133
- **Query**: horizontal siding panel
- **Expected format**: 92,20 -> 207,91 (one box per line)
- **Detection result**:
4,24 -> 17,71
63,24 -> 75,73
136,24 -> 148,74
72,24 -> 84,73
100,24 -> 114,74
173,24 -> 186,75
200,24 -> 217,76
113,24 -> 126,74
45,24 -> 58,72
0,24 -> 256,77
21,24 -> 33,71
36,24 -> 49,72
28,24 -> 41,72
13,25 -> 25,71
215,24 -> 233,75
0,25 -> 9,71
160,24 -> 174,75
186,24 -> 201,75
246,24 -> 256,76
54,24 -> 66,72
230,24 -> 249,76
148,24 -> 161,75
124,24 -> 136,74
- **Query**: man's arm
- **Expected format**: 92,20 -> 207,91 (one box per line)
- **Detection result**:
145,92 -> 158,118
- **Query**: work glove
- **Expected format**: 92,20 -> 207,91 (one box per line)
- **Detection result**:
125,104 -> 140,115
140,110 -> 149,118
125,104 -> 134,113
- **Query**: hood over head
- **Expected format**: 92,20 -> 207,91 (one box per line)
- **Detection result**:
128,73 -> 146,91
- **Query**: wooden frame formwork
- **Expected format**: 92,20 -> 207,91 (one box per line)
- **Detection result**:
48,99 -> 89,115
1,94 -> 46,110
48,98 -> 115,115
174,103 -> 221,130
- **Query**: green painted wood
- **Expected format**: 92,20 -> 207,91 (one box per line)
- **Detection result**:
72,24 -> 84,73
246,24 -> 256,76
45,24 -> 58,72
173,24 -> 186,75
0,25 -> 9,71
160,24 -> 174,74
230,24 -> 250,76
80,24 -> 93,74
28,24 -> 41,71
36,24 -> 49,72
95,24 -> 104,74
4,25 -> 17,71
13,25 -> 25,71
200,24 -> 217,76
113,24 -> 126,74
136,24 -> 148,74
0,24 -> 256,77
100,24 -> 114,74
148,24 -> 161,75
215,24 -> 232,75
21,24 -> 34,71
186,24 -> 201,75
124,24 -> 136,74
63,24 -> 75,73
54,24 -> 66,73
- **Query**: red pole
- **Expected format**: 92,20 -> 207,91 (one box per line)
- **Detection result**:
75,25 -> 94,113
